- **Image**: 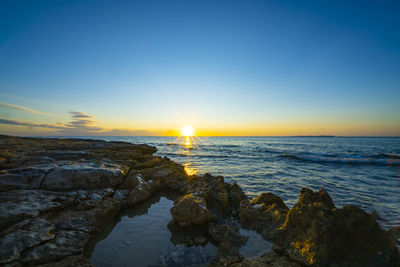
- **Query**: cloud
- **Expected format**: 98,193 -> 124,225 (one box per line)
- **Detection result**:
0,118 -> 66,129
0,102 -> 54,116
58,112 -> 102,134
69,111 -> 94,119
0,111 -> 164,136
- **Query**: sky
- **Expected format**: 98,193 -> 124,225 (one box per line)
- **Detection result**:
0,0 -> 399,136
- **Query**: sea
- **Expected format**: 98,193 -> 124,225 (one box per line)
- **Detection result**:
78,136 -> 400,230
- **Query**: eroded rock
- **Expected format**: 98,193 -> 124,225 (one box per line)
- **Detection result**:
0,218 -> 55,265
170,193 -> 214,227
276,188 -> 400,266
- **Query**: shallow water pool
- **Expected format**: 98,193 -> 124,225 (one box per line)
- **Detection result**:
86,194 -> 218,266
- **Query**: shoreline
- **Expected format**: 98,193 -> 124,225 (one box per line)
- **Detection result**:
0,135 -> 399,266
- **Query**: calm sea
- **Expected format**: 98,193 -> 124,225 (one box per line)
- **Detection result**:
66,136 -> 400,229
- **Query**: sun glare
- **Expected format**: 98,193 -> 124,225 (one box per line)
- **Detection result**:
181,125 -> 195,136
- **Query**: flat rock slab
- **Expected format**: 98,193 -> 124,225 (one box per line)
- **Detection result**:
41,162 -> 126,190
0,190 -> 75,230
0,166 -> 54,192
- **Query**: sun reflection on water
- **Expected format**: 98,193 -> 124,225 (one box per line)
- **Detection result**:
184,162 -> 198,176
168,134 -> 207,176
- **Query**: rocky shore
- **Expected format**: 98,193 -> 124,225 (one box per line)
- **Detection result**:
0,135 -> 399,266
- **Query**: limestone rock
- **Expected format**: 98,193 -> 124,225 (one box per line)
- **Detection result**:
0,190 -> 75,231
0,218 -> 55,265
41,162 -> 125,190
38,255 -> 93,267
239,192 -> 288,241
208,224 -> 248,266
0,166 -> 54,192
277,188 -> 400,266
20,230 -> 89,264
170,194 -> 214,227
232,250 -> 301,267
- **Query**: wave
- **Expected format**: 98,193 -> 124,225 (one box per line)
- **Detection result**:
369,153 -> 400,160
281,153 -> 400,166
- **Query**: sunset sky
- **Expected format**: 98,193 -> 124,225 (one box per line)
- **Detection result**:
0,0 -> 399,136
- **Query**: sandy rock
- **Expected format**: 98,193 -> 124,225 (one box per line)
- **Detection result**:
170,193 -> 214,227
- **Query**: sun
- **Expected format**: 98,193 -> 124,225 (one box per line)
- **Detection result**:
181,125 -> 195,136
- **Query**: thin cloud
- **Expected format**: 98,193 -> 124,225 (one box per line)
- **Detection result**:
0,102 -> 54,116
0,118 -> 66,129
67,119 -> 97,125
69,111 -> 94,119
0,111 -> 164,136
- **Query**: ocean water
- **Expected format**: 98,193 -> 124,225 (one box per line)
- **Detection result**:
74,136 -> 400,229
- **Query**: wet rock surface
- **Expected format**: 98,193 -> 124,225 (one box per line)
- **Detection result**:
0,135 -> 399,266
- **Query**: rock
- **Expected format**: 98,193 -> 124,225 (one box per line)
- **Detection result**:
40,162 -> 126,190
239,192 -> 288,241
232,250 -> 301,267
187,174 -> 235,219
250,192 -> 289,225
170,194 -> 214,227
20,230 -> 89,264
124,173 -> 155,206
117,170 -> 141,189
168,223 -> 212,246
0,190 -> 75,231
208,224 -> 248,266
276,188 -> 400,266
113,189 -> 130,207
295,187 -> 335,209
38,255 -> 93,267
0,166 -> 54,192
0,218 -> 55,265
89,198 -> 121,230
229,183 -> 248,210
251,192 -> 288,211
52,212 -> 93,233
74,188 -> 114,210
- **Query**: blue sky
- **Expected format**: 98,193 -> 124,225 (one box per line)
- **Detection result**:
0,0 -> 399,136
